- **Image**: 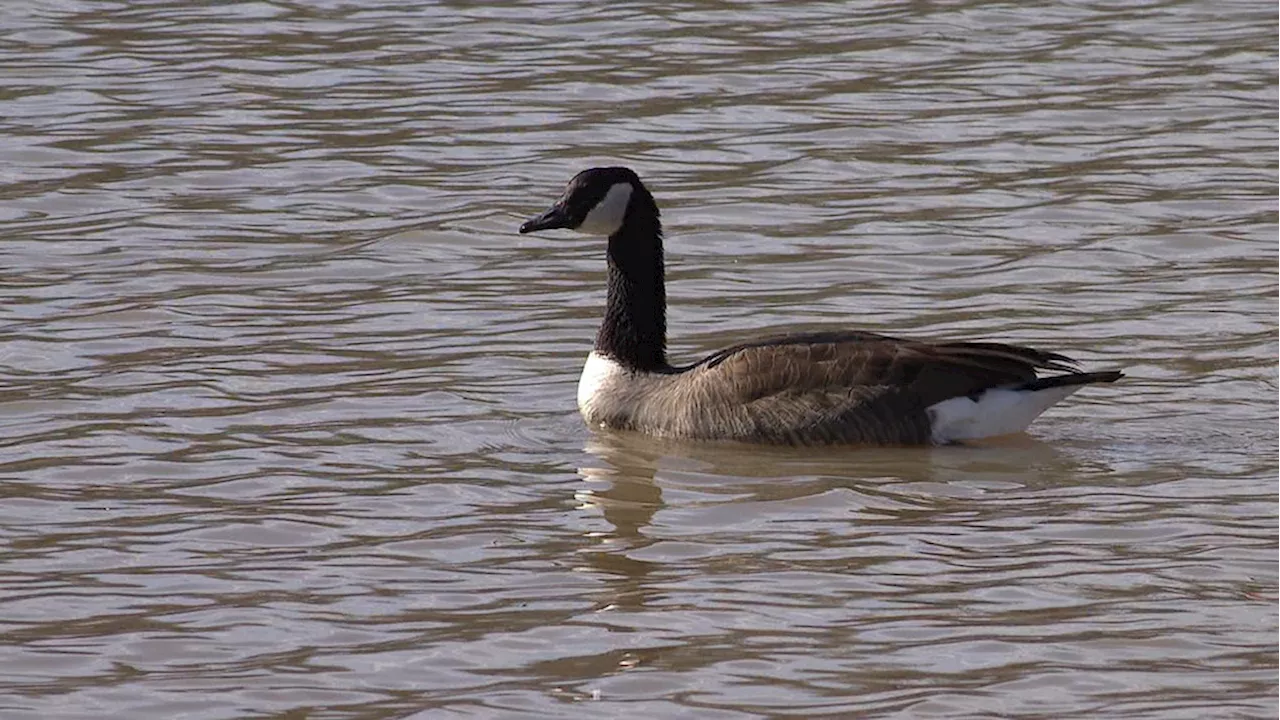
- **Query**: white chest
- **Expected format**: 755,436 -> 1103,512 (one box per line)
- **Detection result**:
577,351 -> 628,418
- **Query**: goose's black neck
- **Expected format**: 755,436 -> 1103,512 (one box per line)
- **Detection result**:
596,195 -> 668,372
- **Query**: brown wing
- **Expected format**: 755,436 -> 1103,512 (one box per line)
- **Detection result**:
658,331 -> 1081,444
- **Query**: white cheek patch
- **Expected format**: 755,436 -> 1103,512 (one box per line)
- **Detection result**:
576,183 -> 633,236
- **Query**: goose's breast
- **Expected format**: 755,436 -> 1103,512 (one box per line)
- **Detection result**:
577,351 -> 629,419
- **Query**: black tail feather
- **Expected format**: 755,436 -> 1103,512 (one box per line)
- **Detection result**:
1014,370 -> 1124,392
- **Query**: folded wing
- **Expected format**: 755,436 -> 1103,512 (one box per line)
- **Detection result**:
657,331 -> 1091,444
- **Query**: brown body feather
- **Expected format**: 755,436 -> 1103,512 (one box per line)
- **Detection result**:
586,331 -> 1121,445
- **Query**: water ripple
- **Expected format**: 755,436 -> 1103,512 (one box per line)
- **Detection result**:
0,0 -> 1274,718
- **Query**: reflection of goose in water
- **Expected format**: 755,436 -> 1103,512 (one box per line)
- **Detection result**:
521,167 -> 1122,445
574,438 -> 665,613
574,432 -> 1098,618
581,430 -> 1084,501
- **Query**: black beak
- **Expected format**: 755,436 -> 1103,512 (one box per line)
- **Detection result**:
519,204 -> 574,234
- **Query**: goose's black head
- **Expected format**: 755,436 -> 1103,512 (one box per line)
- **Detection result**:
519,166 -> 657,237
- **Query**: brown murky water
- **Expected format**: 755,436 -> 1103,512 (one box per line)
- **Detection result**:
1,1 -> 1276,718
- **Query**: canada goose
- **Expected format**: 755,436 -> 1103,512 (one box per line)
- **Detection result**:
519,166 -> 1122,445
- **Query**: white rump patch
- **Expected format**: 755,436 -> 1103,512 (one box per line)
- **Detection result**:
577,351 -> 628,416
576,183 -> 633,236
927,384 -> 1085,443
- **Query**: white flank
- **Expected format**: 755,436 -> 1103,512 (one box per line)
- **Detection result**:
927,384 -> 1085,443
576,183 -> 633,236
577,351 -> 628,417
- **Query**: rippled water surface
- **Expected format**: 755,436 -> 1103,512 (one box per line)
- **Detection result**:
2,1 -> 1276,718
